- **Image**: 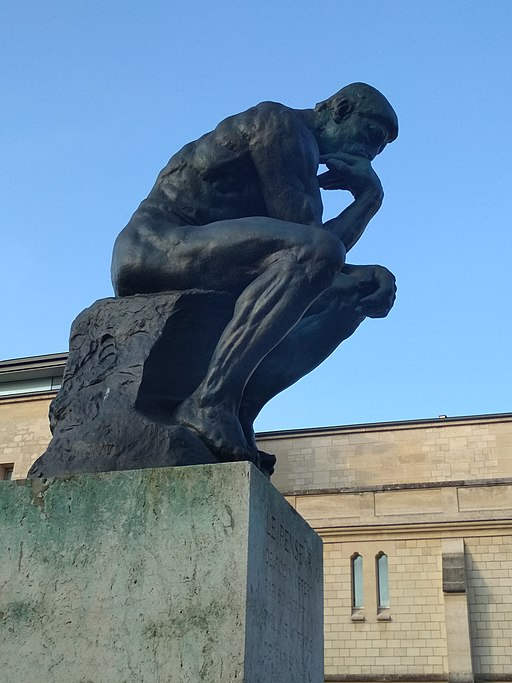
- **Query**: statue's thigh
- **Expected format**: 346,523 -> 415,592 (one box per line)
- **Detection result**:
168,216 -> 328,291
114,215 -> 340,295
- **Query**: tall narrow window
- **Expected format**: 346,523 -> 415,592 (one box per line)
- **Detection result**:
351,553 -> 364,609
376,552 -> 389,609
1,464 -> 14,481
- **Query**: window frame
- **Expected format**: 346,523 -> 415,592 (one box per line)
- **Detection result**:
376,551 -> 391,620
350,552 -> 365,620
1,464 -> 14,481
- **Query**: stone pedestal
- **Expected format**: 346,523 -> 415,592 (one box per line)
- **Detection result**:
0,463 -> 323,683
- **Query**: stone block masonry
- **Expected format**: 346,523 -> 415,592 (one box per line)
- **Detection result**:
0,463 -> 323,683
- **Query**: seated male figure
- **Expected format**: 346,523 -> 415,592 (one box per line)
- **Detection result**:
112,83 -> 398,472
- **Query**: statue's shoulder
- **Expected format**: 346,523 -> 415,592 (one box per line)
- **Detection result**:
208,102 -> 299,146
247,100 -> 297,120
215,100 -> 289,127
250,100 -> 291,113
230,101 -> 303,135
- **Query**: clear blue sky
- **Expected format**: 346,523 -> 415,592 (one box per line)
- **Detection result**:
2,1 -> 511,432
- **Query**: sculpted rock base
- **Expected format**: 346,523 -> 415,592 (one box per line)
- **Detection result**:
29,291 -> 243,479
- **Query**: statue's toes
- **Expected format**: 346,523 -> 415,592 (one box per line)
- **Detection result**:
255,449 -> 276,477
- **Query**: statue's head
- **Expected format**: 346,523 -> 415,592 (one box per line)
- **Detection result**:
314,83 -> 398,159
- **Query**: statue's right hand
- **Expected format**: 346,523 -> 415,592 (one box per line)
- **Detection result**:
318,153 -> 383,199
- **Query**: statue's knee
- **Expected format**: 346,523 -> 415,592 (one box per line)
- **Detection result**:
307,230 -> 346,279
111,228 -> 142,296
111,260 -> 137,297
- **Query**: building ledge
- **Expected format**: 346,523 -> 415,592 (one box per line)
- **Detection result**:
282,476 -> 512,498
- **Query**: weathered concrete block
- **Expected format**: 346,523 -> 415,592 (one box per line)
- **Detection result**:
0,463 -> 323,683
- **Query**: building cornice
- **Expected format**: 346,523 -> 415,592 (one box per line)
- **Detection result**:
0,391 -> 59,405
0,353 -> 67,382
282,476 -> 512,498
318,518 -> 512,542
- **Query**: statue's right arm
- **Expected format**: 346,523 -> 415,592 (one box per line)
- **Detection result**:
319,153 -> 384,252
247,103 -> 324,226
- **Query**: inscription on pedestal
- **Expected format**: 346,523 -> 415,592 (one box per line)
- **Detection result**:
245,484 -> 323,683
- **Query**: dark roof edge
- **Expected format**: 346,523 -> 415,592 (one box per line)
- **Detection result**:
0,353 -> 68,370
256,411 -> 512,439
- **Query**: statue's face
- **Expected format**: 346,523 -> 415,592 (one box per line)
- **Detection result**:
322,111 -> 391,160
341,112 -> 390,159
316,84 -> 397,160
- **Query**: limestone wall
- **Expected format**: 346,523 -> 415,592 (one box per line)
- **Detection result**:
323,538 -> 447,677
259,415 -> 512,492
284,480 -> 512,683
0,396 -> 52,479
466,535 -> 512,676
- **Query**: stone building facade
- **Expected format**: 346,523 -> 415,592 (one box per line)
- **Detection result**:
258,417 -> 512,683
1,354 -> 512,683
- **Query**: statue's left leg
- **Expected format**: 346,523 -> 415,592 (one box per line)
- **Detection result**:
239,272 -> 366,444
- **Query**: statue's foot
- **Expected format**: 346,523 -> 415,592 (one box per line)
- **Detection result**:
239,414 -> 276,477
254,449 -> 276,478
172,397 -> 257,465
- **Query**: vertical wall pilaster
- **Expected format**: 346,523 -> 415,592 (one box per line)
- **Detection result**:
442,538 -> 474,683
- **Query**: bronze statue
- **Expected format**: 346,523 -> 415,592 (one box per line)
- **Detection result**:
111,82 -> 398,470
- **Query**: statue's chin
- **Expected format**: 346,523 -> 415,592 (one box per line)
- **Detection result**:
339,143 -> 372,159
320,134 -> 371,160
